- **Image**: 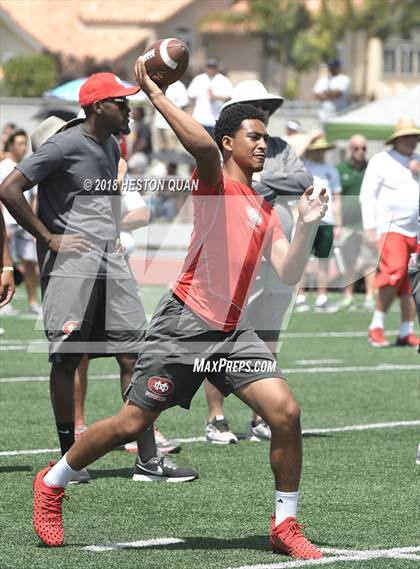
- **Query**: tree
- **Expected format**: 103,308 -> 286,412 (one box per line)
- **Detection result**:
202,0 -> 313,94
2,53 -> 58,97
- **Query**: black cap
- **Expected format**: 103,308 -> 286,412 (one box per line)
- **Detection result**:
327,58 -> 341,68
206,57 -> 219,68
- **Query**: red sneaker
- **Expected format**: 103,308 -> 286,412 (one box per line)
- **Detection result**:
270,516 -> 323,559
396,333 -> 419,347
368,328 -> 390,348
33,461 -> 67,547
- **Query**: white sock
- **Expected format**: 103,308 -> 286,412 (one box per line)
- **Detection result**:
296,294 -> 306,304
399,321 -> 414,338
275,490 -> 298,526
315,294 -> 328,306
370,311 -> 385,330
43,454 -> 79,488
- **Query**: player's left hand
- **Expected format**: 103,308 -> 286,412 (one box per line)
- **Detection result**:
297,186 -> 328,225
0,269 -> 15,308
134,58 -> 165,98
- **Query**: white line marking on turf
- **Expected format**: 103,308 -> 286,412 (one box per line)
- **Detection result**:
224,546 -> 420,569
0,373 -> 119,383
1,363 -> 418,384
295,359 -> 343,365
83,537 -> 184,552
283,364 -> 419,374
1,421 -> 418,456
0,447 -> 60,456
0,330 -> 403,345
302,420 -> 420,434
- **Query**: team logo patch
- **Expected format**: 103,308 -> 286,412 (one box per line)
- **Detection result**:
246,206 -> 263,229
148,376 -> 174,396
62,320 -> 80,335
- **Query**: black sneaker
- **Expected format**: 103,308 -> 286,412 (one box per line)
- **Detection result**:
132,456 -> 198,482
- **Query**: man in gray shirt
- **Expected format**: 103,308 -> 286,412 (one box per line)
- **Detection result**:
0,73 -> 197,483
203,80 -> 313,444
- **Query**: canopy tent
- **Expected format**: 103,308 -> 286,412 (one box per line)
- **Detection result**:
44,78 -> 147,103
325,86 -> 420,141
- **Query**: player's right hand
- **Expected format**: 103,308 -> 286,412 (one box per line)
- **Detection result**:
134,58 -> 164,99
47,233 -> 93,254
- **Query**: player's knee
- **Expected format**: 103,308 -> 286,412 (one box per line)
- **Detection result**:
114,406 -> 145,442
268,397 -> 300,430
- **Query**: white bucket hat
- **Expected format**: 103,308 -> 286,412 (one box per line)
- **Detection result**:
31,115 -> 84,151
221,80 -> 283,115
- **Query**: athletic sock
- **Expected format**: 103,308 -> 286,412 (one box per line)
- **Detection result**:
56,422 -> 75,455
275,490 -> 298,526
44,453 -> 78,488
369,311 -> 385,330
137,426 -> 158,463
399,321 -> 414,338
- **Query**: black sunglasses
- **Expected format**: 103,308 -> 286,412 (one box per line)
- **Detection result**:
100,97 -> 129,109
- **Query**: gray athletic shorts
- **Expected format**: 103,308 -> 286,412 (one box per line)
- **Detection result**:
8,224 -> 37,263
126,291 -> 284,412
41,275 -> 146,361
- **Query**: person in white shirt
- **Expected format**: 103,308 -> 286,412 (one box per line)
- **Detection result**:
154,80 -> 189,150
297,136 -> 342,312
0,128 -> 40,315
187,58 -> 232,136
313,59 -> 351,124
360,117 -> 420,348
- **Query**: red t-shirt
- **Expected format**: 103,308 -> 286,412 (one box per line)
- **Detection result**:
173,171 -> 285,331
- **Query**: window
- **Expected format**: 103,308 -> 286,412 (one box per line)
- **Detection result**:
383,40 -> 420,76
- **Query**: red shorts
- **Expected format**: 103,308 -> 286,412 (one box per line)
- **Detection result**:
376,232 -> 416,295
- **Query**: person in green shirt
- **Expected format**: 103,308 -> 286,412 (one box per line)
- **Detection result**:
336,134 -> 376,310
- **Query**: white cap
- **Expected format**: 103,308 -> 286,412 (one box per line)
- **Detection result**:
286,120 -> 301,132
221,80 -> 283,114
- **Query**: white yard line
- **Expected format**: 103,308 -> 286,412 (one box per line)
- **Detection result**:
283,364 -> 419,374
0,374 -> 119,383
1,362 -> 418,385
224,546 -> 420,569
1,420 -> 418,457
295,359 -> 343,365
83,537 -> 184,552
0,330 -> 403,347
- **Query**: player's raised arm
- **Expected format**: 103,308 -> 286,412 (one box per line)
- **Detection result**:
135,58 -> 221,188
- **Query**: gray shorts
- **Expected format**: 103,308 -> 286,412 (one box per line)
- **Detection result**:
8,225 -> 37,263
127,292 -> 284,411
41,275 -> 146,360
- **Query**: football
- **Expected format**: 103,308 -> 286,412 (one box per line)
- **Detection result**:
136,38 -> 189,88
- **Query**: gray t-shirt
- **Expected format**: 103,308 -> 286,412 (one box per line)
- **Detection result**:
17,123 -> 131,280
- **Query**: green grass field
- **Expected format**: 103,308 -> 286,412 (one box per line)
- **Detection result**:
0,286 -> 419,569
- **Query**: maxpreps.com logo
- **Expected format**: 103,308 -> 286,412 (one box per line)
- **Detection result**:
246,206 -> 263,231
145,376 -> 174,403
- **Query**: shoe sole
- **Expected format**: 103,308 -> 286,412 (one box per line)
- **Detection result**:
68,478 -> 90,485
157,446 -> 182,454
205,438 -> 237,444
132,473 -> 197,482
248,434 -> 270,442
368,341 -> 390,348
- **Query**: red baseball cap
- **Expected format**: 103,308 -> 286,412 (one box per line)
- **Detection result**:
79,72 -> 139,106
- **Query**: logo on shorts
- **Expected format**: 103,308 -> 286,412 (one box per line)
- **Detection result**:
62,320 -> 80,335
148,376 -> 174,396
246,206 -> 263,230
